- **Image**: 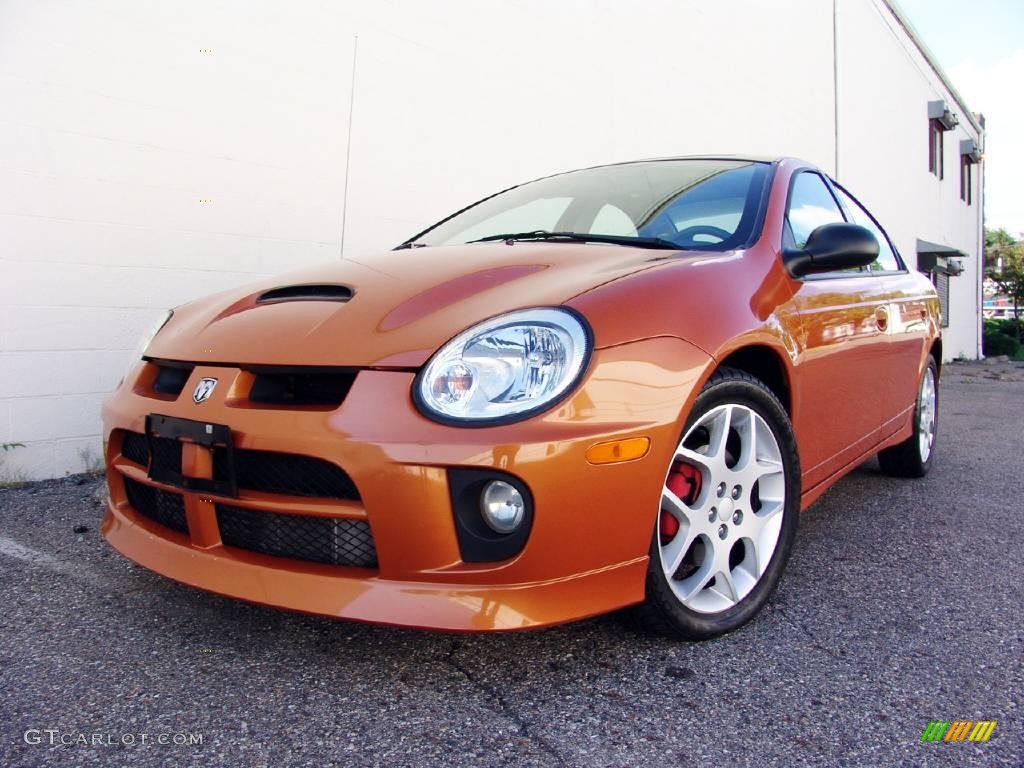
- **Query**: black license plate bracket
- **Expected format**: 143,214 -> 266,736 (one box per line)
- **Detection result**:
145,414 -> 238,498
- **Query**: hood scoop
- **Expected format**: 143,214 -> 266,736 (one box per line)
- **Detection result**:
256,283 -> 354,304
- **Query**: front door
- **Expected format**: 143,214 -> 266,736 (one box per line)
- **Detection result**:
783,171 -> 890,490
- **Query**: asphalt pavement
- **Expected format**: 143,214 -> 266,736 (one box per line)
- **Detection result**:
1,361 -> 1021,767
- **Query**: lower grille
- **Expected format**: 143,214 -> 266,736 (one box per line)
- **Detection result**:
213,448 -> 360,500
150,435 -> 184,475
119,431 -> 182,475
215,504 -> 377,568
120,432 -> 150,466
123,477 -> 189,535
117,430 -> 358,500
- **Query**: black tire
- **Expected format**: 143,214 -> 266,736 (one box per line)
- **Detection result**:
877,354 -> 938,479
632,367 -> 801,640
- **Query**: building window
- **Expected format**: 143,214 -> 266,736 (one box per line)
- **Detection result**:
959,139 -> 980,206
927,100 -> 958,179
928,120 -> 944,178
960,156 -> 973,204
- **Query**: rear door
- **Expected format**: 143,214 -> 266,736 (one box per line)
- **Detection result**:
832,183 -> 932,439
785,171 -> 891,490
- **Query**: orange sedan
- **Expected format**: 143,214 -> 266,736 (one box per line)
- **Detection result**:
101,157 -> 940,638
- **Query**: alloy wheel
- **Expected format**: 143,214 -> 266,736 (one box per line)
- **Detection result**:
918,367 -> 937,462
658,404 -> 786,614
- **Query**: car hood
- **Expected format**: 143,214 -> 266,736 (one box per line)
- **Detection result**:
145,242 -> 696,368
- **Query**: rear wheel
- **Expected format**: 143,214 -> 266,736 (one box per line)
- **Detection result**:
633,368 -> 800,640
878,354 -> 938,478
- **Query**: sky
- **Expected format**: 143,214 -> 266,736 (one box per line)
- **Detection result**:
896,0 -> 1024,235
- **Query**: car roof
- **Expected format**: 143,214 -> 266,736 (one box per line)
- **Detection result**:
628,154 -> 783,164
554,155 -> 805,176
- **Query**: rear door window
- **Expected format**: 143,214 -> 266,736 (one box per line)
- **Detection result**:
833,186 -> 903,272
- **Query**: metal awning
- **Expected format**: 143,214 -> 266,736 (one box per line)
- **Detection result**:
917,239 -> 965,276
928,100 -> 959,130
960,138 -> 982,164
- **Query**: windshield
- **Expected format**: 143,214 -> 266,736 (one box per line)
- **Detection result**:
408,159 -> 772,251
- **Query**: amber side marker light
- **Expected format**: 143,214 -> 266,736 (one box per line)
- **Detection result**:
585,437 -> 651,465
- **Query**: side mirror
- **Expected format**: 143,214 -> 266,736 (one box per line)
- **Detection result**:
783,223 -> 879,277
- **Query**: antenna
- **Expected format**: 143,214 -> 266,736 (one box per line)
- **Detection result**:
340,34 -> 358,260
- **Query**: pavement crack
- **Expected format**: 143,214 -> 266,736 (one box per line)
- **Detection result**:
774,605 -> 843,659
443,639 -> 570,768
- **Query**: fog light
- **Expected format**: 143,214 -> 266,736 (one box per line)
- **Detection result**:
480,480 -> 525,534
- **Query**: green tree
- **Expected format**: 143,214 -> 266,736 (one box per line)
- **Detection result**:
985,227 -> 1019,270
985,228 -> 1024,341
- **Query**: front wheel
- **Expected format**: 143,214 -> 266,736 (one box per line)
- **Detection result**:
633,368 -> 801,640
877,354 -> 938,478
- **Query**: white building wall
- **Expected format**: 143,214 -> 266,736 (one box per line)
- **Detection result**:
836,0 -> 983,362
0,0 -> 979,480
1,0 -> 355,479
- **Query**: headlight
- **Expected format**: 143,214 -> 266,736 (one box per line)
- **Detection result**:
124,309 -> 173,378
414,308 -> 591,424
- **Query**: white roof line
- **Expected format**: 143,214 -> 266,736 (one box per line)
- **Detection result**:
881,0 -> 983,135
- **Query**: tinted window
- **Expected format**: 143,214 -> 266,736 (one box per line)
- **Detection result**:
410,160 -> 771,251
834,186 -> 901,272
785,172 -> 845,250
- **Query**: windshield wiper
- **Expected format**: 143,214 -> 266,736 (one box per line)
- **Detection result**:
469,230 -> 681,250
393,241 -> 428,250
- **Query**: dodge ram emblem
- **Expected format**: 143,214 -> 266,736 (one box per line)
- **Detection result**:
192,377 -> 218,404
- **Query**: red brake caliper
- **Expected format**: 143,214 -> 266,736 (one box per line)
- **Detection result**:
661,462 -> 702,543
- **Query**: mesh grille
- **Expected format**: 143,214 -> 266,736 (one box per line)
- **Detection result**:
214,448 -> 360,500
120,432 -> 150,466
150,435 -> 183,475
119,431 -> 182,474
123,477 -> 188,534
118,431 -> 358,500
216,504 -> 377,567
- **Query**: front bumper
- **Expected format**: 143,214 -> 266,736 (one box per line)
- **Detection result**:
101,336 -> 711,631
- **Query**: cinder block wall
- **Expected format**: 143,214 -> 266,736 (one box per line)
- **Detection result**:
0,1 -> 353,479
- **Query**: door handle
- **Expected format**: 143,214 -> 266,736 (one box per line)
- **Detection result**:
875,306 -> 889,332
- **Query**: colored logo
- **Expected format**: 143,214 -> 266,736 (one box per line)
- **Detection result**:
921,720 -> 997,742
192,378 -> 218,404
